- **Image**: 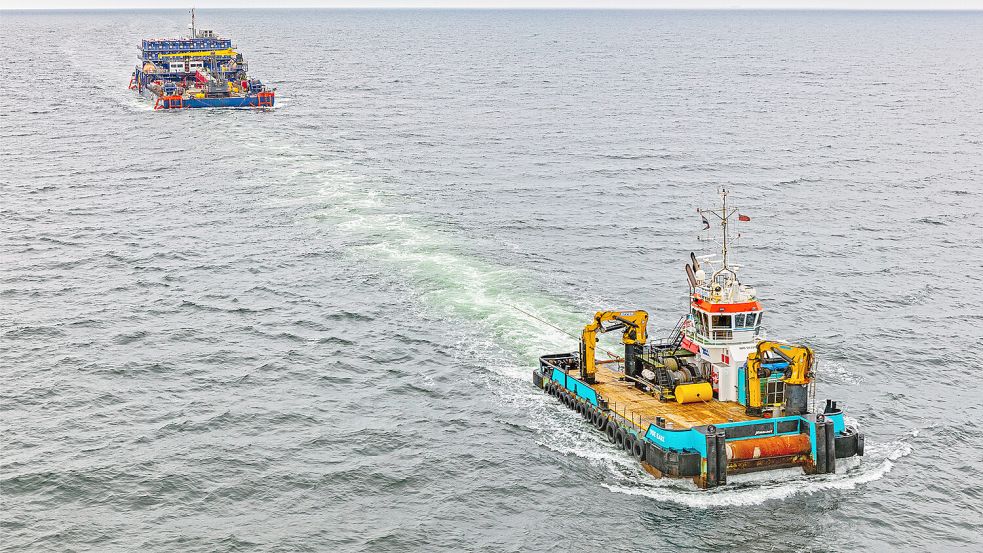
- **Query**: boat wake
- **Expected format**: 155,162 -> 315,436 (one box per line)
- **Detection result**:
306,153 -> 893,504
314,170 -> 587,381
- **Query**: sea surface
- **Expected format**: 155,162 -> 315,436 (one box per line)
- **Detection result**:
2,8 -> 982,552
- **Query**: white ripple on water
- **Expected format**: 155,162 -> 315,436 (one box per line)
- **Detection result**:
817,359 -> 866,385
318,178 -> 587,380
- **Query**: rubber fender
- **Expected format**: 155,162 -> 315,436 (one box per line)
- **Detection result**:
606,422 -> 617,443
582,403 -> 592,420
857,432 -> 865,456
592,411 -> 605,429
616,428 -> 628,450
675,382 -> 713,404
632,437 -> 646,460
624,432 -> 636,453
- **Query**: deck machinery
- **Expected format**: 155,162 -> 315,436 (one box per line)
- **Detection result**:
533,190 -> 864,488
129,10 -> 274,109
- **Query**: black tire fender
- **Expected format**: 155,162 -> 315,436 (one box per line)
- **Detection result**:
616,428 -> 628,450
624,432 -> 636,453
605,422 -> 617,443
593,411 -> 605,430
632,436 -> 645,460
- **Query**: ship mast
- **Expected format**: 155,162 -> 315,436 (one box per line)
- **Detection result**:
721,188 -> 729,268
699,187 -> 737,270
191,7 -> 196,38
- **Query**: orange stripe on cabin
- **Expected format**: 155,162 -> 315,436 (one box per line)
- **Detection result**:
691,297 -> 762,313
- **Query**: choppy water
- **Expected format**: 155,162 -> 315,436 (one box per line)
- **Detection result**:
2,8 -> 983,552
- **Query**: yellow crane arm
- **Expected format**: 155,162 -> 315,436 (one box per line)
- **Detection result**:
746,340 -> 814,413
580,310 -> 648,383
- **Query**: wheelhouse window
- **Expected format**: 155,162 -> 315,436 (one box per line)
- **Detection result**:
712,314 -> 732,329
735,313 -> 746,327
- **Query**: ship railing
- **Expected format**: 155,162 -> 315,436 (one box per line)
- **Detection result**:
712,330 -> 733,341
605,399 -> 653,433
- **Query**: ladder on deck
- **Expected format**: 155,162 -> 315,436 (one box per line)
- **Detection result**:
651,314 -> 687,353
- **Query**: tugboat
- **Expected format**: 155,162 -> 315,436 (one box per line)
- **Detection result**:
129,9 -> 274,110
533,190 -> 864,488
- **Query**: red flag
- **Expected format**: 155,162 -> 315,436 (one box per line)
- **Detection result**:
738,214 -> 751,222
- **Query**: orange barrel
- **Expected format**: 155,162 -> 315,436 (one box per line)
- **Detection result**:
725,433 -> 811,460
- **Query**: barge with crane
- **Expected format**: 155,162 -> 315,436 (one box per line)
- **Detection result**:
129,10 -> 274,110
533,190 -> 864,488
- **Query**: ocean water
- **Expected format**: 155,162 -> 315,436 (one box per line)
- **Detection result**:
2,8 -> 982,552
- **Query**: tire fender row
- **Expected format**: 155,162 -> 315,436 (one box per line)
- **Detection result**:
543,379 -> 646,461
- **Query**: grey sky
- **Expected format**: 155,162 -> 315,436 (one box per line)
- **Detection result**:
2,1 -> 981,9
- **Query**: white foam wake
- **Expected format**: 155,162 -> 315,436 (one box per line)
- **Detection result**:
305,153 -> 904,507
315,173 -> 586,380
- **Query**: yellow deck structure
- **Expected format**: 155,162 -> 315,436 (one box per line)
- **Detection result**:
588,364 -> 755,431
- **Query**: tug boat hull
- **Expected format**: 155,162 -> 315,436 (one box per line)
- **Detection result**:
138,86 -> 275,109
533,359 -> 863,488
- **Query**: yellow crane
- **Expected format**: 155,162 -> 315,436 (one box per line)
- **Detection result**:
745,341 -> 814,415
579,310 -> 648,383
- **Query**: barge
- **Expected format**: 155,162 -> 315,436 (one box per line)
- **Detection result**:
129,10 -> 274,110
533,190 -> 863,489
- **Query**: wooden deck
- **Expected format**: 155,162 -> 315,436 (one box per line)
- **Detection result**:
589,365 -> 755,430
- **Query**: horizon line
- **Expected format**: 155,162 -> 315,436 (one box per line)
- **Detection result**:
3,6 -> 982,10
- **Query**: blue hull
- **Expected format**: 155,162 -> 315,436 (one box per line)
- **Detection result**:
137,86 -> 273,110
155,95 -> 273,110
